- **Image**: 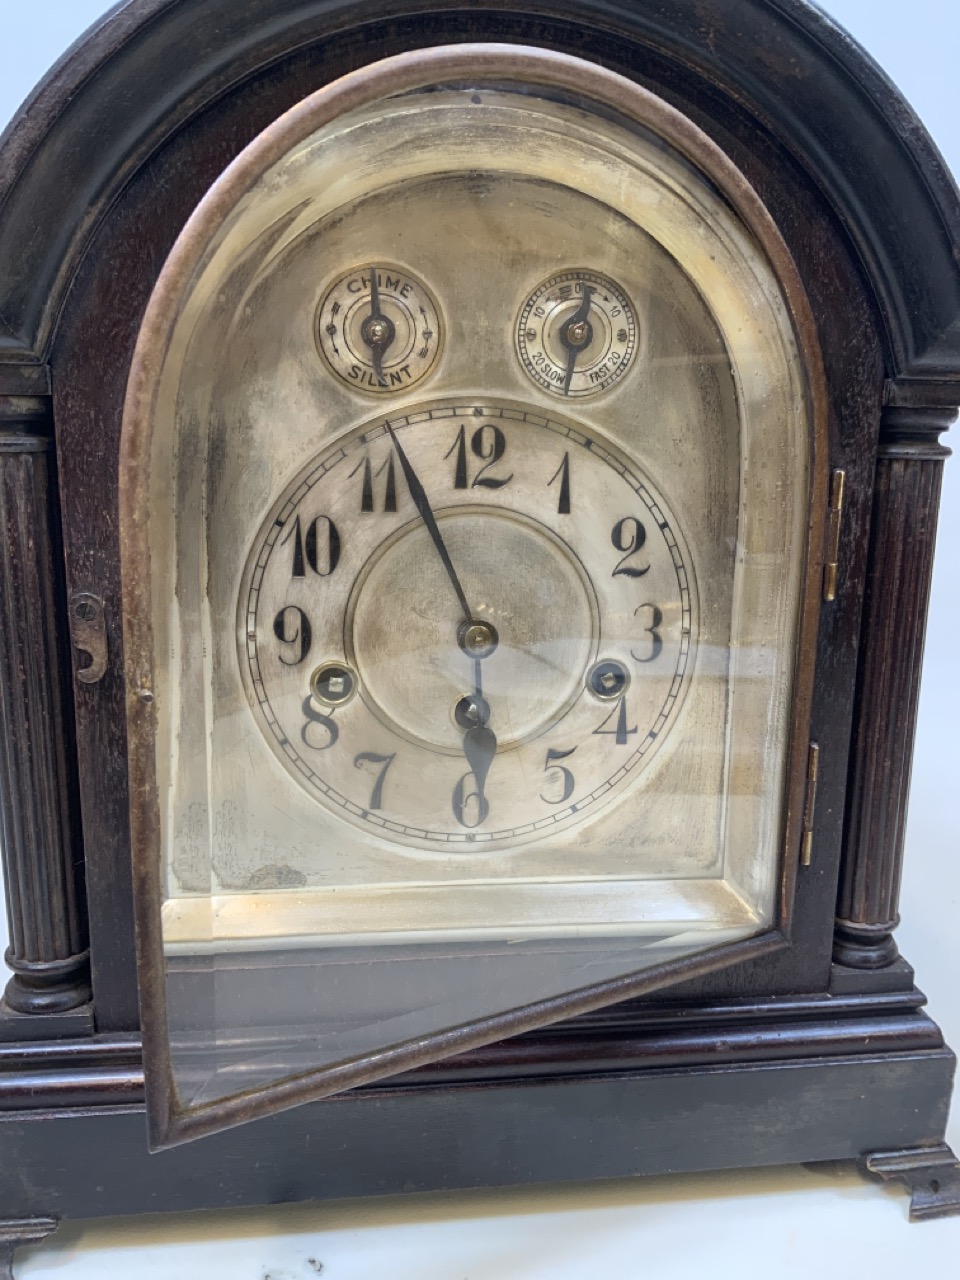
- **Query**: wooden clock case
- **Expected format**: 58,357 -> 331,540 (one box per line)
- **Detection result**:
1,0 -> 959,1267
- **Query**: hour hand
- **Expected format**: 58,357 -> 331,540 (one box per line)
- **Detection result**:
458,692 -> 497,815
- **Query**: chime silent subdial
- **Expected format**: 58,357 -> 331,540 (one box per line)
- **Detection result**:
316,264 -> 443,394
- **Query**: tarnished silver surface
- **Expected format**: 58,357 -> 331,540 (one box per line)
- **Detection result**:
238,404 -> 694,852
145,86 -> 809,942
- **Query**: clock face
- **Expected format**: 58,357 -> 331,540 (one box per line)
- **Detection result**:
240,401 -> 694,850
123,48 -> 819,1127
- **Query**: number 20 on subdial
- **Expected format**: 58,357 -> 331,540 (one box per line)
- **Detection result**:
240,404 -> 696,851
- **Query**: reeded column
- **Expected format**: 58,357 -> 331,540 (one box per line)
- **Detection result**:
835,404 -> 955,968
0,394 -> 90,1012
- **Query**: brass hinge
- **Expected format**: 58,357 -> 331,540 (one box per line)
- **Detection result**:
822,469 -> 846,601
801,742 -> 820,867
70,591 -> 108,685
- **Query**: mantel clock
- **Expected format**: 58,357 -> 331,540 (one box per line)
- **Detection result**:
0,0 -> 959,1269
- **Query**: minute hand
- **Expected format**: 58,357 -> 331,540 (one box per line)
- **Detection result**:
384,421 -> 474,622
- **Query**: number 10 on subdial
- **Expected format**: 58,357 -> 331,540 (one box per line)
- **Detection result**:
241,404 -> 696,851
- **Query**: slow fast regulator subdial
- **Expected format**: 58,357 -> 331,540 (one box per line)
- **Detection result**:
316,264 -> 443,394
517,270 -> 638,398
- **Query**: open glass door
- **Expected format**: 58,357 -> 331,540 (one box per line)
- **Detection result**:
120,45 -> 825,1148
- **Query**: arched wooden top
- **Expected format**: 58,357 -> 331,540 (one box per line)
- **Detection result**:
1,0 -> 959,394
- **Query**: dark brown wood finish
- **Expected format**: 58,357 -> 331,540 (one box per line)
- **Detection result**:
1,978 -> 956,1224
0,1037 -> 955,1221
0,394 -> 89,1019
0,988 -> 945,1112
28,0 -> 958,1051
836,405 -> 955,968
0,0 -> 958,1239
4,0 -> 960,383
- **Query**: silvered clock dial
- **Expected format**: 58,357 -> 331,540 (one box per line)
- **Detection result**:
240,402 -> 695,849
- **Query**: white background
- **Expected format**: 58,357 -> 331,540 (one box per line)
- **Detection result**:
1,1 -> 958,1275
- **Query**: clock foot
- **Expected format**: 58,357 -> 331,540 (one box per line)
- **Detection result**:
861,1144 -> 960,1221
0,1219 -> 58,1279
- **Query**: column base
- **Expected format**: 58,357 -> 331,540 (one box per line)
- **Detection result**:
833,920 -> 900,969
3,949 -> 91,1015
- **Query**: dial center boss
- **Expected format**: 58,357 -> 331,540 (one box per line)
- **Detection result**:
346,508 -> 598,754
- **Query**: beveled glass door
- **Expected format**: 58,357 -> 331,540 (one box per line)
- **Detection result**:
120,45 -> 826,1149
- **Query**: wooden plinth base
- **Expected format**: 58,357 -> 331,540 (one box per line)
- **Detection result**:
0,984 -> 956,1241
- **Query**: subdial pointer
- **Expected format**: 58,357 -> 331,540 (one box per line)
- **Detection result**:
359,267 -> 397,385
559,285 -> 594,395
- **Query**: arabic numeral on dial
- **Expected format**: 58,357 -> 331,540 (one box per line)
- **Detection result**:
300,696 -> 339,751
447,423 -> 469,488
445,423 -> 513,490
272,605 -> 312,666
354,751 -> 395,809
541,747 -> 576,804
282,513 -> 341,577
632,604 -> 664,662
611,517 -> 650,578
472,424 -> 513,488
593,696 -> 637,745
548,452 -> 571,514
351,453 -> 398,514
452,771 -> 490,828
